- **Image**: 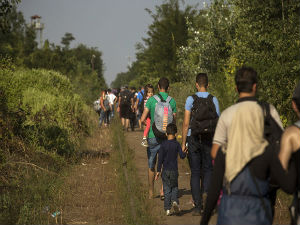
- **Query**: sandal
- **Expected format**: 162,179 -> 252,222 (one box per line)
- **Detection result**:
160,195 -> 165,200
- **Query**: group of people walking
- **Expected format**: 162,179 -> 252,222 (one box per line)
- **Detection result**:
133,67 -> 300,225
95,89 -> 117,127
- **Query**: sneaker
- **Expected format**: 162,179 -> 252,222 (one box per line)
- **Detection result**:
192,207 -> 202,216
141,138 -> 149,147
166,209 -> 171,216
172,201 -> 180,214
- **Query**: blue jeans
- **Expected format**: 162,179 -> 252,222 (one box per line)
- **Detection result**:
109,105 -> 114,120
162,170 -> 179,210
187,135 -> 213,209
99,110 -> 106,126
147,137 -> 161,169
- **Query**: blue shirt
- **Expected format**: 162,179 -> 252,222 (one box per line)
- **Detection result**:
157,139 -> 186,172
185,92 -> 220,136
137,89 -> 144,105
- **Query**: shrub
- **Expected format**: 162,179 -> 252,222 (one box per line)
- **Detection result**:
0,65 -> 95,223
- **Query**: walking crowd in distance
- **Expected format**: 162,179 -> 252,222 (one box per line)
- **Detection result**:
93,67 -> 300,225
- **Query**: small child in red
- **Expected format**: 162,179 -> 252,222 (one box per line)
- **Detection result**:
141,84 -> 154,147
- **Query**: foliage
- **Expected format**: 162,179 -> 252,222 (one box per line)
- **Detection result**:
177,0 -> 300,124
0,0 -> 20,33
0,62 -> 96,224
111,0 -> 199,88
1,6 -> 107,104
61,32 -> 75,49
112,0 -> 299,126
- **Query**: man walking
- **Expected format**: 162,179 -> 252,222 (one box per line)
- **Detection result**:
181,73 -> 220,216
141,77 -> 177,199
200,67 -> 285,225
117,86 -> 133,131
210,67 -> 283,159
135,86 -> 144,130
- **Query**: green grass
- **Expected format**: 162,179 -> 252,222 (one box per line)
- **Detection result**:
110,119 -> 158,225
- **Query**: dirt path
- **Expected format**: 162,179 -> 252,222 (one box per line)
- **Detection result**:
125,129 -> 217,225
61,128 -> 124,225
60,125 -> 290,225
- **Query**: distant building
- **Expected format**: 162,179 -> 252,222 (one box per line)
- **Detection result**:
30,15 -> 44,48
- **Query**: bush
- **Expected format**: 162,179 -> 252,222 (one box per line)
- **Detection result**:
0,68 -> 93,156
0,65 -> 95,224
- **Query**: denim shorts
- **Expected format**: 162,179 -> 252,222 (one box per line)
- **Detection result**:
147,137 -> 161,169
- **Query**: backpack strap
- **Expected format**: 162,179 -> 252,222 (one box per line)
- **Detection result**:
153,95 -> 162,103
207,94 -> 214,102
192,94 -> 199,102
155,93 -> 167,103
165,96 -> 172,104
207,94 -> 217,111
258,101 -> 271,119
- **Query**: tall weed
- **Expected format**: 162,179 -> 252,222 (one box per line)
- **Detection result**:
0,64 -> 96,224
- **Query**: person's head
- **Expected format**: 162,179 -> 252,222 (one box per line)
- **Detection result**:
144,84 -> 154,98
196,73 -> 208,90
158,77 -> 169,92
292,81 -> 300,118
166,123 -> 177,138
235,67 -> 258,94
107,88 -> 112,93
130,87 -> 136,93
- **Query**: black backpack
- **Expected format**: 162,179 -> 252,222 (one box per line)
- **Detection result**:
121,90 -> 132,105
259,102 -> 283,148
259,101 -> 284,218
190,94 -> 218,137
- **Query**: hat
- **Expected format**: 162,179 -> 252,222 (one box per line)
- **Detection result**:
293,81 -> 300,100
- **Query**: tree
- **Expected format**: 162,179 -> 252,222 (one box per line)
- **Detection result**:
0,5 -> 25,59
111,0 -> 198,87
0,0 -> 20,33
23,25 -> 37,56
177,0 -> 300,124
140,0 -> 198,82
61,32 -> 75,49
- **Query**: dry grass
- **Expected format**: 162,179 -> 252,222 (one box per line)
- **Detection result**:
273,190 -> 293,224
61,127 -> 125,225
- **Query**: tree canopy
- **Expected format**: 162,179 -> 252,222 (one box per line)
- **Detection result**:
0,6 -> 107,103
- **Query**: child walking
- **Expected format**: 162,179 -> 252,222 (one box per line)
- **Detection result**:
141,84 -> 154,147
155,123 -> 187,216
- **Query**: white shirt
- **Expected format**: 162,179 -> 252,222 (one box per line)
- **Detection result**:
108,93 -> 116,105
